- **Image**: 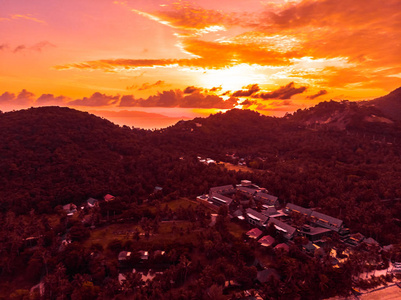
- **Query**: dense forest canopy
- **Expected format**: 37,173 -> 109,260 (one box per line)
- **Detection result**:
1,100 -> 401,298
0,104 -> 401,243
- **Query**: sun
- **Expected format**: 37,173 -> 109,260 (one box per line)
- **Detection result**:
198,64 -> 267,92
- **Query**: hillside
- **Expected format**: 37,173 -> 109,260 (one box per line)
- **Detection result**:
1,105 -> 401,299
289,100 -> 396,132
0,107 -> 144,214
1,106 -> 401,243
370,86 -> 401,121
0,107 -> 239,214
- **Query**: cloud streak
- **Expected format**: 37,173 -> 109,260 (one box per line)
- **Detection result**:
256,82 -> 307,100
0,14 -> 46,24
232,84 -> 260,97
307,90 -> 328,100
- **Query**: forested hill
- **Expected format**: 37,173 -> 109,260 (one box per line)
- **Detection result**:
0,107 -> 238,215
1,105 -> 401,243
0,107 -> 142,214
370,86 -> 401,121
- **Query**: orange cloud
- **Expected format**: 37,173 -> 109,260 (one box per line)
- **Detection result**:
51,0 -> 400,104
131,2 -> 239,36
55,38 -> 298,71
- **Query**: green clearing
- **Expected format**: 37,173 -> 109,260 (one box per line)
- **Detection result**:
220,162 -> 256,173
162,197 -> 200,211
146,197 -> 204,214
85,221 -> 198,250
227,222 -> 248,239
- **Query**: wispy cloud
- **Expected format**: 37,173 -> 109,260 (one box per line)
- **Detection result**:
9,41 -> 56,53
11,14 -> 47,24
138,80 -> 166,91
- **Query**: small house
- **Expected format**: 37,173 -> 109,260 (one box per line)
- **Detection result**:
209,185 -> 236,196
285,203 -> 312,218
209,192 -> 233,207
246,208 -> 269,228
104,194 -> 115,202
254,191 -> 279,207
310,211 -> 343,232
118,251 -> 132,262
86,198 -> 99,208
268,218 -> 296,240
258,235 -> 275,247
139,250 -> 149,261
246,228 -> 263,240
62,203 -> 77,216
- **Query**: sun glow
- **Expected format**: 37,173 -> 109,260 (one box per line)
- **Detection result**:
199,64 -> 267,92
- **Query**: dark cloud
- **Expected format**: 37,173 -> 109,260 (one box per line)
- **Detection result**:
30,41 -> 56,52
184,86 -> 203,94
307,90 -> 328,99
119,89 -> 238,109
232,84 -> 260,97
0,88 -> 237,109
269,100 -> 293,106
0,89 -> 36,105
240,99 -> 258,108
0,44 -> 9,51
181,93 -> 237,109
68,92 -> 119,107
209,86 -> 222,92
16,89 -> 36,105
13,45 -> 26,53
11,41 -> 55,53
256,82 -> 307,100
119,95 -> 137,107
119,90 -> 181,107
36,94 -> 69,105
0,91 -> 16,103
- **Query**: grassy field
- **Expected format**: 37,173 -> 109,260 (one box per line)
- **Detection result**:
220,162 -> 256,173
163,197 -> 199,211
84,220 -> 198,250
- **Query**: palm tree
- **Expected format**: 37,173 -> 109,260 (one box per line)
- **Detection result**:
179,255 -> 192,283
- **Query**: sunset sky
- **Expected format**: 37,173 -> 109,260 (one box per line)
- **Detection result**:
1,0 -> 400,128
